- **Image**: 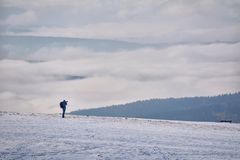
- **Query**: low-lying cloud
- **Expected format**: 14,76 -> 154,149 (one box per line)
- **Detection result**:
0,42 -> 239,113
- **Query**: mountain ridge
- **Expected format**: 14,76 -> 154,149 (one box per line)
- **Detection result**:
71,92 -> 240,123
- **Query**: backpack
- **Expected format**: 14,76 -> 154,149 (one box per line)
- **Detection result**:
60,101 -> 64,108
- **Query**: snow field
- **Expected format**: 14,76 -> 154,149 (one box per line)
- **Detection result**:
0,112 -> 240,160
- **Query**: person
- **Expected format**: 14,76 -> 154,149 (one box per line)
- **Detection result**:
60,100 -> 68,118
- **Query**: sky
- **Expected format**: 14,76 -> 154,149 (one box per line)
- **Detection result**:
0,0 -> 240,113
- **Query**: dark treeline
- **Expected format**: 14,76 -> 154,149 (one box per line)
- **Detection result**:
71,92 -> 240,122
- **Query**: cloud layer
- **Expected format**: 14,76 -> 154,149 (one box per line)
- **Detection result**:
1,0 -> 240,42
0,42 -> 239,113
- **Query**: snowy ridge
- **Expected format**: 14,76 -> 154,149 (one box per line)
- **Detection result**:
0,111 -> 240,160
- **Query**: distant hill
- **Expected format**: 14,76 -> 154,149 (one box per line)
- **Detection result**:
1,35 -> 236,60
0,35 -> 148,52
71,92 -> 240,122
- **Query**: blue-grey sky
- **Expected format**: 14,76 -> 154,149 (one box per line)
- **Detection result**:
0,0 -> 240,113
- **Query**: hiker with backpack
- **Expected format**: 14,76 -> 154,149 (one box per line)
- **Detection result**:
60,100 -> 68,118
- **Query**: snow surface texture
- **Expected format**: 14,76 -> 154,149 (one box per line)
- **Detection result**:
0,112 -> 240,160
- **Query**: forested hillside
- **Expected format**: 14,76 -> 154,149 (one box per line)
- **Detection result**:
71,93 -> 240,122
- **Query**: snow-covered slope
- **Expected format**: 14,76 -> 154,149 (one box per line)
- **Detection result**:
0,112 -> 240,160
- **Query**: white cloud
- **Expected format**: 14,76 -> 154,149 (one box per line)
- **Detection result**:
0,42 -> 239,113
1,10 -> 37,26
0,0 -> 166,9
1,0 -> 239,43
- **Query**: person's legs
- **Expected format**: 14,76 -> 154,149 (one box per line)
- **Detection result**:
62,107 -> 66,118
